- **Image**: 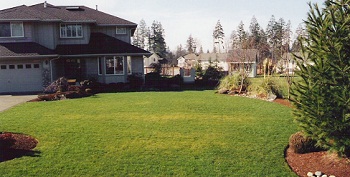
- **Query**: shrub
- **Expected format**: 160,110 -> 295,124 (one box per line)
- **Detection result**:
145,72 -> 162,86
203,66 -> 223,81
217,73 -> 250,93
289,132 -> 321,154
127,73 -> 144,89
256,77 -> 283,98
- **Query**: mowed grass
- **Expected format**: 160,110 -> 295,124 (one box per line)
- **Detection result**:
0,91 -> 297,176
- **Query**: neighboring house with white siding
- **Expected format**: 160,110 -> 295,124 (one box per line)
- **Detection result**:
177,49 -> 258,77
0,2 -> 150,93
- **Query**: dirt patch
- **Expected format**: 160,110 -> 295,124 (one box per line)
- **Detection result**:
273,98 -> 292,107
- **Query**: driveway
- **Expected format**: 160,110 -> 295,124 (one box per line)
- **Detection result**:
0,95 -> 37,112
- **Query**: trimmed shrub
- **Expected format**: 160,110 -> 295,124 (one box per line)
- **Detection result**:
289,132 -> 321,154
127,73 -> 144,89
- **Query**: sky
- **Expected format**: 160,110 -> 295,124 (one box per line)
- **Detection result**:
1,0 -> 325,52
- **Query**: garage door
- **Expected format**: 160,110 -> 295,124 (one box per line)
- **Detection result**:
0,63 -> 43,93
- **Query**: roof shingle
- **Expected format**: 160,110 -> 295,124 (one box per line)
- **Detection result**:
0,42 -> 56,57
0,3 -> 136,26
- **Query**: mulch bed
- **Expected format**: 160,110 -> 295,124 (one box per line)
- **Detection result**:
286,147 -> 350,177
0,132 -> 39,162
273,99 -> 350,177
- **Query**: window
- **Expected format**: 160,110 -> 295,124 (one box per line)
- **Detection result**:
17,64 -> 23,69
9,65 -> 15,69
105,56 -> 124,75
0,65 -> 6,69
0,22 -> 24,37
25,64 -> 32,69
60,24 -> 83,38
98,56 -> 124,75
34,64 -> 40,68
116,27 -> 126,34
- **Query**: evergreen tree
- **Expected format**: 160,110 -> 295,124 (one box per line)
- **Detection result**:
291,0 -> 350,157
186,34 -> 196,53
150,21 -> 167,57
132,19 -> 148,50
237,21 -> 248,49
248,16 -> 262,49
199,45 -> 204,54
213,20 -> 225,53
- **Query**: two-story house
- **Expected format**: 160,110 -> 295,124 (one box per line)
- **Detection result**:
0,2 -> 150,93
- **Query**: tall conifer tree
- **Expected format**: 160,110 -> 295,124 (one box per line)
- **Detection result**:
291,0 -> 350,157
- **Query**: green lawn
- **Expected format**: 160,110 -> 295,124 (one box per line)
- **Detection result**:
0,91 -> 298,176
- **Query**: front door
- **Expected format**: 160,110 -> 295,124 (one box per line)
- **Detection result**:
64,59 -> 83,81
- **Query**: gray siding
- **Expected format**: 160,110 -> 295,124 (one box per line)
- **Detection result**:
85,58 -> 99,79
131,56 -> 144,75
91,26 -> 132,43
34,23 -> 57,49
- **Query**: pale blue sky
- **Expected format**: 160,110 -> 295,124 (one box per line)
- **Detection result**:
2,0 -> 325,51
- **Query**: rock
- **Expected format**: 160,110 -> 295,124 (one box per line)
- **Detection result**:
267,92 -> 277,101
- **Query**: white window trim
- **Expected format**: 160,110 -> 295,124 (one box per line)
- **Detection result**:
60,24 -> 83,38
127,56 -> 132,75
116,27 -> 127,34
0,22 -> 24,38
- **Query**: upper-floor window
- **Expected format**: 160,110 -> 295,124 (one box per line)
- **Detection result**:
60,24 -> 83,38
0,22 -> 24,37
116,27 -> 126,34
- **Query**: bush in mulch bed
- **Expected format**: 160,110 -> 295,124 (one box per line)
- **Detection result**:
0,132 -> 39,162
289,131 -> 324,154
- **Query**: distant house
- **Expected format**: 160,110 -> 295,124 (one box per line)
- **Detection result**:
177,53 -> 197,69
275,52 -> 299,74
177,49 -> 259,77
226,49 -> 258,77
0,2 -> 150,93
143,53 -> 168,67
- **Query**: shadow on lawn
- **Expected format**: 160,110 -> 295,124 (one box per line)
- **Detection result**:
0,149 -> 41,163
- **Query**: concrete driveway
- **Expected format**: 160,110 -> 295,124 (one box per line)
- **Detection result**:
0,95 -> 37,112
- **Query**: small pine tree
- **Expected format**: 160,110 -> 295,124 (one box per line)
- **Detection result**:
291,0 -> 350,157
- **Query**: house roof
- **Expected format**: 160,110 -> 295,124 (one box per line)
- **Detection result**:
0,3 -> 136,26
198,53 -> 228,62
0,33 -> 150,58
0,42 -> 57,58
180,50 -> 258,63
55,33 -> 150,56
226,49 -> 258,63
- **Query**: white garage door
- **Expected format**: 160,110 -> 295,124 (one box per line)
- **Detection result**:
0,63 -> 43,93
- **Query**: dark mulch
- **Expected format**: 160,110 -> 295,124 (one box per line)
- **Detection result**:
0,133 -> 40,162
286,147 -> 350,177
